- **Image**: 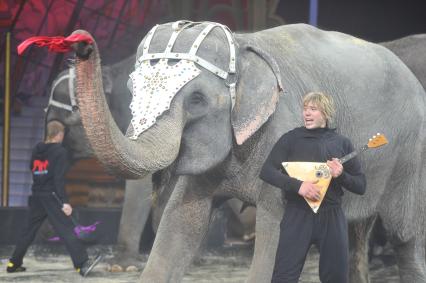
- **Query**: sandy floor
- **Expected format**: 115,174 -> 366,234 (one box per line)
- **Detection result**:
0,244 -> 399,283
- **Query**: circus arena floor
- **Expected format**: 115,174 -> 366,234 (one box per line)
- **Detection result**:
0,243 -> 399,282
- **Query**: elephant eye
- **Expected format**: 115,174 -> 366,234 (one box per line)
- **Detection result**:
189,92 -> 206,106
186,92 -> 208,117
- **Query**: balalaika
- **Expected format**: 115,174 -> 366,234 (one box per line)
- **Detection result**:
282,133 -> 388,213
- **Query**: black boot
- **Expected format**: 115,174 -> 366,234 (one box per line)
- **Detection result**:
77,254 -> 103,277
6,261 -> 26,273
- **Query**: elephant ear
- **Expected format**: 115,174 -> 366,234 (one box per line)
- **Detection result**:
232,43 -> 284,145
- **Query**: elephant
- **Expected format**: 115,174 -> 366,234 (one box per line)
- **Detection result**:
64,20 -> 426,283
45,55 -> 155,265
353,33 -> 426,270
45,27 -> 426,281
345,33 -> 426,280
45,55 -> 134,159
382,34 -> 426,89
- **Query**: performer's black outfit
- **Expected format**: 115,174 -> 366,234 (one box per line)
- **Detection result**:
260,127 -> 366,283
9,142 -> 88,270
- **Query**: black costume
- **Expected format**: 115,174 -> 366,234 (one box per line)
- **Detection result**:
9,142 -> 88,269
260,127 -> 366,283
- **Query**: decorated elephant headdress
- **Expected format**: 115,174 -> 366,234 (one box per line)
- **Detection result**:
129,20 -> 238,140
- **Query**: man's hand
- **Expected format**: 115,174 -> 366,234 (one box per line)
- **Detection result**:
62,203 -> 73,216
298,181 -> 321,201
327,158 -> 343,178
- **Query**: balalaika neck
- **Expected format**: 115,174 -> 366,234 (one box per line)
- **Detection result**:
339,145 -> 368,164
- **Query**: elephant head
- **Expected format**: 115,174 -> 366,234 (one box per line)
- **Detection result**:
71,20 -> 283,178
46,56 -> 134,161
45,67 -> 93,160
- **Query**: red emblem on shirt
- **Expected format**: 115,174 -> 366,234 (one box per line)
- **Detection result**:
32,160 -> 49,174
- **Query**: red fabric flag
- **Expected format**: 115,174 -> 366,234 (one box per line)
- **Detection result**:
17,34 -> 94,55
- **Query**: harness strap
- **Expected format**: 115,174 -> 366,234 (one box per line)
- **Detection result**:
165,21 -> 196,54
188,24 -> 217,56
141,25 -> 159,56
137,52 -> 228,79
45,67 -> 78,112
68,67 -> 77,108
218,24 -> 236,73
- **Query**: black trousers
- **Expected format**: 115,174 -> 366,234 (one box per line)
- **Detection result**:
10,195 -> 88,269
271,203 -> 349,283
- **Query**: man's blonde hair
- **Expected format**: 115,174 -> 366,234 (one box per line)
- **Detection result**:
303,92 -> 335,125
46,120 -> 65,141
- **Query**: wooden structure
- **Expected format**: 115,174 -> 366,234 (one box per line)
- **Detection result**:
65,158 -> 125,208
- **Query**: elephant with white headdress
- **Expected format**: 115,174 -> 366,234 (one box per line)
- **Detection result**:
60,20 -> 426,282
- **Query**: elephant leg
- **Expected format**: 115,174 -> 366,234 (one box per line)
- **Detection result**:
393,235 -> 426,283
109,178 -> 153,270
118,179 -> 153,253
348,215 -> 377,283
140,176 -> 213,283
225,198 -> 256,241
247,184 -> 283,283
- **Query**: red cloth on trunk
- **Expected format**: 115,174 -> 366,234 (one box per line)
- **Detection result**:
17,34 -> 93,55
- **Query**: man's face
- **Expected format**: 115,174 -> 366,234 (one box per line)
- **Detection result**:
303,101 -> 326,129
57,131 -> 65,143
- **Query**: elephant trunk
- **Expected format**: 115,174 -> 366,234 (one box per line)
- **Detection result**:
71,30 -> 181,178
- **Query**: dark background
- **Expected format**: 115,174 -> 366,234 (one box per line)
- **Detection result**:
278,0 -> 426,42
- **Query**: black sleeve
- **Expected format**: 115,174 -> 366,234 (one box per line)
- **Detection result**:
29,151 -> 35,171
259,134 -> 302,194
53,149 -> 70,203
335,138 -> 366,195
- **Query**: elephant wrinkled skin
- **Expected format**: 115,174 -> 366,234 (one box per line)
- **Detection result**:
383,34 -> 426,89
69,22 -> 426,283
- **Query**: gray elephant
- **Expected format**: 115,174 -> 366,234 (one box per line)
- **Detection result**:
66,20 -> 426,283
46,29 -> 426,281
46,55 -> 134,158
383,34 -> 426,89
351,33 -> 426,276
345,33 -> 426,281
45,56 -> 155,264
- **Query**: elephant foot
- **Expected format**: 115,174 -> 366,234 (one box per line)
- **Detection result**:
106,263 -> 140,272
243,232 -> 256,242
105,249 -> 147,272
349,269 -> 370,283
393,237 -> 426,283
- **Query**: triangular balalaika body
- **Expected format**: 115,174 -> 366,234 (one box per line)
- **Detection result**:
282,162 -> 332,213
